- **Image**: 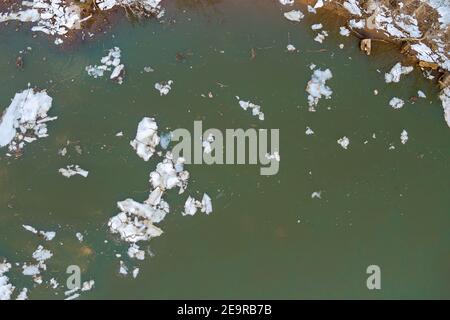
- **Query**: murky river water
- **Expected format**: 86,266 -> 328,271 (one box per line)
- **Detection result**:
0,0 -> 449,299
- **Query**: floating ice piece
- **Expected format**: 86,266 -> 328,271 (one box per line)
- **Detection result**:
314,0 -> 324,9
16,288 -> 28,300
306,67 -> 333,108
159,132 -> 171,149
130,117 -> 160,161
49,278 -> 59,289
81,280 -> 95,292
311,191 -> 322,199
339,26 -> 350,37
58,165 -> 89,178
182,193 -> 213,216
236,97 -> 264,120
76,232 -> 84,242
311,23 -> 323,30
40,231 -> 56,241
384,63 -> 414,83
417,90 -> 426,98
86,47 -> 124,84
279,0 -> 294,5
183,196 -> 198,216
149,153 -> 189,194
284,10 -> 304,22
439,87 -> 450,127
343,0 -> 362,16
143,66 -> 154,73
201,193 -> 213,215
337,137 -> 350,149
305,127 -> 314,135
400,130 -> 408,144
132,268 -> 140,279
349,19 -> 365,29
202,134 -> 215,154
96,0 -> 165,18
155,81 -> 173,96
32,245 -> 53,263
119,261 -> 128,275
286,44 -> 296,52
0,0 -> 83,39
108,198 -> 166,243
0,88 -> 55,153
0,260 -> 14,300
389,97 -> 405,109
314,30 -> 328,43
128,244 -> 145,260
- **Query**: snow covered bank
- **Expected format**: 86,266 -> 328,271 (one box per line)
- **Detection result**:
0,0 -> 165,44
0,88 -> 55,155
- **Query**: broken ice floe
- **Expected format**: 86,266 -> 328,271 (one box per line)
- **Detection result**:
439,87 -> 450,127
236,97 -> 265,120
389,97 -> 405,109
182,193 -> 213,216
311,191 -> 322,199
417,90 -> 427,98
311,23 -> 323,30
155,81 -> 173,96
314,30 -> 328,43
305,127 -> 314,135
337,136 -> 350,149
0,0 -> 84,44
130,117 -> 160,161
202,133 -> 215,154
22,225 -> 56,241
0,260 -> 14,300
108,198 -> 166,243
306,67 -> 333,109
343,0 -> 362,16
22,245 -> 52,284
75,232 -> 84,242
58,165 -> 89,178
279,0 -> 294,5
284,10 -> 304,22
286,44 -> 296,52
96,0 -> 165,18
400,130 -> 409,144
339,26 -> 350,37
128,244 -> 145,260
86,47 -> 125,84
0,88 -> 55,154
384,63 -> 414,83
16,288 -> 28,300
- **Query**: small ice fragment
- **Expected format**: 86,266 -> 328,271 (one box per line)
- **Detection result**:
155,80 -> 173,96
286,44 -> 296,52
385,63 -> 414,83
132,268 -> 140,279
58,165 -> 89,178
339,26 -> 350,37
76,232 -> 84,242
417,90 -> 426,98
311,191 -> 322,199
311,23 -> 323,30
284,10 -> 304,22
305,127 -> 314,135
400,130 -> 409,144
337,137 -> 350,149
389,97 -> 405,109
119,261 -> 128,275
130,117 -> 160,161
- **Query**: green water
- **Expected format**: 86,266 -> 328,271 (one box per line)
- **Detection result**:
0,0 -> 449,299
